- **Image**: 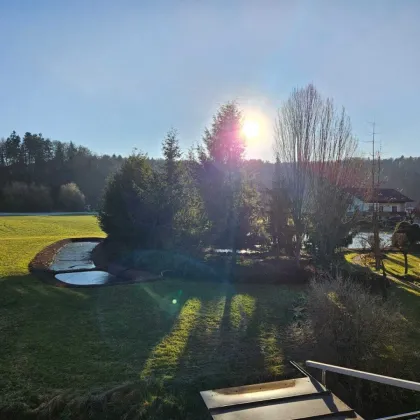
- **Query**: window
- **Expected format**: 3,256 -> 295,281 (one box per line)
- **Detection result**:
369,205 -> 374,212
379,205 -> 384,212
392,206 -> 398,213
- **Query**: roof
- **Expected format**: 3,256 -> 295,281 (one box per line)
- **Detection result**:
346,188 -> 414,203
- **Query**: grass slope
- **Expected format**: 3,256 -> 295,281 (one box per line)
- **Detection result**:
344,251 -> 420,351
344,251 -> 420,283
0,215 -> 301,419
0,215 -> 105,277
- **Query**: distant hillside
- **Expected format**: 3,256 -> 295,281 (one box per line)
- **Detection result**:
243,158 -> 420,206
2,130 -> 419,210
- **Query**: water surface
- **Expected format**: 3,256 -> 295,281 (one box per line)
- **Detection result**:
348,232 -> 392,249
55,270 -> 117,286
50,241 -> 98,271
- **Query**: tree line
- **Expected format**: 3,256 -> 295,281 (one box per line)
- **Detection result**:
0,133 -> 123,211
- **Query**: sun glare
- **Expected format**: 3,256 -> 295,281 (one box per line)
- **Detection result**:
242,119 -> 260,140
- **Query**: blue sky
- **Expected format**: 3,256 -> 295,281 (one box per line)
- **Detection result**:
1,0 -> 419,161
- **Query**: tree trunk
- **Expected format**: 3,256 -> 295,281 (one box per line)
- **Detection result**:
404,252 -> 408,275
230,246 -> 237,281
295,235 -> 302,267
373,214 -> 381,271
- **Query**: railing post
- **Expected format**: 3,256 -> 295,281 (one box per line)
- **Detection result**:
306,360 -> 420,392
322,370 -> 327,387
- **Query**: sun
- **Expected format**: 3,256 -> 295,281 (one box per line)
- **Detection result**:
242,119 -> 260,140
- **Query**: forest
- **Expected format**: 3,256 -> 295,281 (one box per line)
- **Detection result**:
0,132 -> 123,211
1,131 -> 419,213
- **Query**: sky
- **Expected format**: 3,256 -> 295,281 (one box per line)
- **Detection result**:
1,0 -> 419,161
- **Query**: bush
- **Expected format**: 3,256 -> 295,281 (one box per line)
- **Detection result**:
57,183 -> 86,211
120,249 -> 217,280
1,182 -> 53,212
286,272 -> 416,418
302,273 -> 406,368
393,221 -> 420,244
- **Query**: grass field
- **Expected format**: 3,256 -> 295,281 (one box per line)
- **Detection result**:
344,251 -> 420,349
384,253 -> 420,279
0,215 -> 302,419
344,251 -> 420,284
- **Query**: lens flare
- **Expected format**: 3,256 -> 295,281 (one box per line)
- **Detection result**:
242,119 -> 260,139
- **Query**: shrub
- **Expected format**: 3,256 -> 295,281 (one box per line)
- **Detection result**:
57,183 -> 86,211
392,222 -> 420,275
302,273 -> 406,368
393,221 -> 420,245
286,272 -> 416,419
1,182 -> 53,212
120,249 -> 217,280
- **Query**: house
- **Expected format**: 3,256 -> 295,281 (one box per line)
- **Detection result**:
347,188 -> 414,214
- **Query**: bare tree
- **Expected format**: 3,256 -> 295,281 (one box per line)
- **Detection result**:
274,84 -> 363,264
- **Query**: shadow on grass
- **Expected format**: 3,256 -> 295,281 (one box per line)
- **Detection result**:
170,282 -> 301,389
0,274 -> 304,419
383,254 -> 419,272
0,274 -> 180,414
173,284 -> 267,387
384,254 -> 407,267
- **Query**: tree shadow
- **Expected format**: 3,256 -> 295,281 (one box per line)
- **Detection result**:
384,254 -> 416,270
172,287 -> 264,389
171,282 -> 300,392
1,273 -> 304,418
0,274 -> 181,392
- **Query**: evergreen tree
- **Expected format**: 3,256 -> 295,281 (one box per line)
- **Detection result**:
161,129 -> 208,250
98,153 -> 160,246
162,128 -> 182,245
198,102 -> 245,250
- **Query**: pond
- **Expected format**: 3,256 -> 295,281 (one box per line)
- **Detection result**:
49,240 -> 158,287
55,271 -> 118,286
348,232 -> 392,249
50,241 -> 98,271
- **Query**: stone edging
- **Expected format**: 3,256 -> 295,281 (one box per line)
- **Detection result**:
29,238 -> 161,287
29,237 -> 103,274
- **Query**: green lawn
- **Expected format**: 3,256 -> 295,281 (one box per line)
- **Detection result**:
344,251 -> 420,349
384,253 -> 420,279
0,215 -> 106,277
344,251 -> 420,284
0,215 -> 302,419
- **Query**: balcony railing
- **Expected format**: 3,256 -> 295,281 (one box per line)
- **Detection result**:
306,360 -> 420,420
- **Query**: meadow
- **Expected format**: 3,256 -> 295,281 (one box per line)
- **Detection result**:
0,215 -> 302,419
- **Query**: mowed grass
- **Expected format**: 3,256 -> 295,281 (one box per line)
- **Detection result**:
384,253 -> 420,278
344,251 -> 420,281
344,251 -> 420,348
0,215 -> 302,419
0,215 -> 105,277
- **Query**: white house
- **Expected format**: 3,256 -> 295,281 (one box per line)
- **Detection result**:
347,188 -> 414,214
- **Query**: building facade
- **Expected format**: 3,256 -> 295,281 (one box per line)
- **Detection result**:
347,188 -> 413,215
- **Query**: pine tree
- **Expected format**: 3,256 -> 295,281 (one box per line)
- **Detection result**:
197,102 -> 250,277
162,129 -> 183,246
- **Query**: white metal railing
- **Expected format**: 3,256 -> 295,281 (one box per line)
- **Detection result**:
306,360 -> 420,392
375,411 -> 420,420
306,360 -> 420,420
